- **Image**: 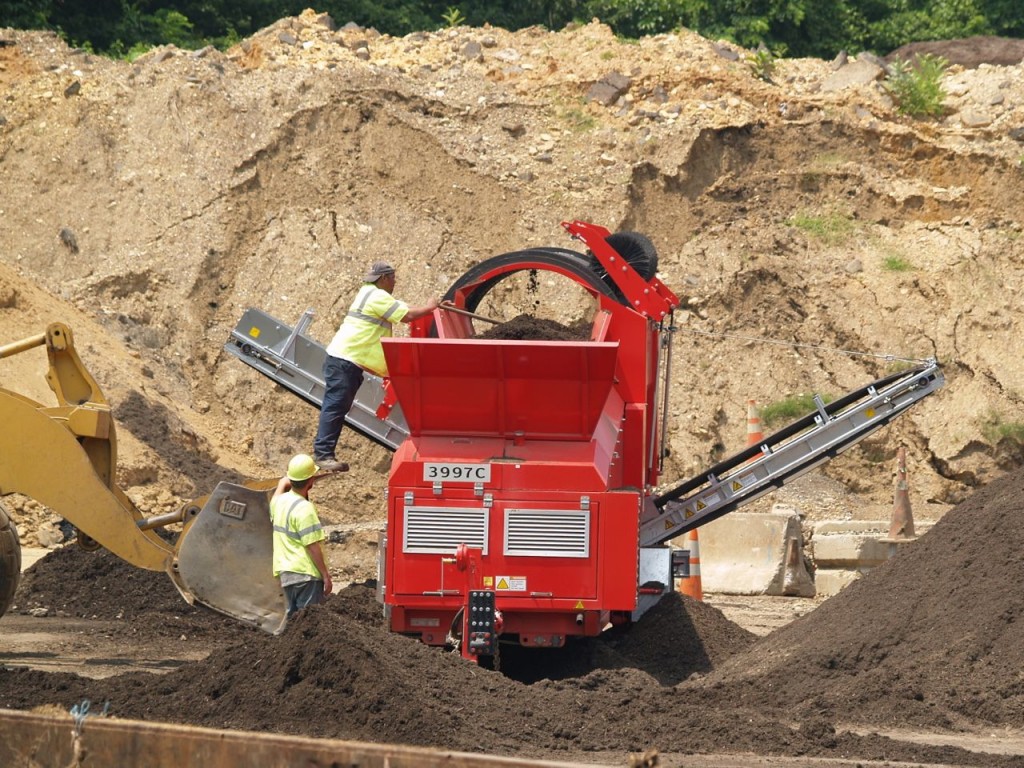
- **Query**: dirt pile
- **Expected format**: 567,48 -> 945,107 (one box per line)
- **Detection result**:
6,465 -> 1024,764
13,543 -> 239,638
692,464 -> 1024,730
0,469 -> 1015,768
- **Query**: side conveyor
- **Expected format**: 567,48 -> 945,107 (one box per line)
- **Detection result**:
223,308 -> 409,451
641,361 -> 944,547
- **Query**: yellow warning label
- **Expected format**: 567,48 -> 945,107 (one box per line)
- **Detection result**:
495,576 -> 527,591
696,500 -> 706,511
731,480 -> 743,491
248,326 -> 261,339
483,576 -> 493,587
684,508 -> 694,519
866,408 -> 876,418
574,601 -> 585,610
664,520 -> 674,530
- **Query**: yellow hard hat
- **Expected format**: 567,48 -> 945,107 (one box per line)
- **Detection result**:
287,454 -> 319,482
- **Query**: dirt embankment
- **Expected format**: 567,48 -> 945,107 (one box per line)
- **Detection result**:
0,14 -> 1022,541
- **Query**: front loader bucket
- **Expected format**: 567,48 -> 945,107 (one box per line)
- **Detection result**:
171,481 -> 286,634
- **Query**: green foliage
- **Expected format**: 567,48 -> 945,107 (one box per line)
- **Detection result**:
558,104 -> 598,131
582,0 -> 687,38
868,0 -> 992,53
6,0 -> 1024,59
761,393 -> 834,428
980,411 -> 1024,444
788,211 -> 856,246
882,254 -> 914,271
745,44 -> 777,82
884,53 -> 949,118
441,6 -> 467,27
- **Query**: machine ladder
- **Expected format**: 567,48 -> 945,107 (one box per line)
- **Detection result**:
223,308 -> 409,451
641,361 -> 944,547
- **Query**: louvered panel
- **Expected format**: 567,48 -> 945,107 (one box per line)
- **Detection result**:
504,509 -> 590,558
403,506 -> 488,554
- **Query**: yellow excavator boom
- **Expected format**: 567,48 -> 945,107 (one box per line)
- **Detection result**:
0,324 -> 286,633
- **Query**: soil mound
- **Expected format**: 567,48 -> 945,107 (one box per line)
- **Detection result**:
8,499 -> 1024,767
690,465 -> 1024,729
15,544 -> 241,638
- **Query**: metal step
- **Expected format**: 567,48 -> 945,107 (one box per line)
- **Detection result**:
223,308 -> 408,451
641,361 -> 944,547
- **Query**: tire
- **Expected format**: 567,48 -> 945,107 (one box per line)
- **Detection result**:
0,501 -> 21,618
441,247 -> 622,316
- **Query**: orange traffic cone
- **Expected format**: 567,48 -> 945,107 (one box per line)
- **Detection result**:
888,446 -> 916,540
677,529 -> 703,601
746,399 -> 764,447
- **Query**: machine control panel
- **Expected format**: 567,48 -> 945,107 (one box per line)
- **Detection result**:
466,590 -> 497,655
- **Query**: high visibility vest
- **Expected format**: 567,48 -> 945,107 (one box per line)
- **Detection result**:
270,491 -> 324,579
325,283 -> 408,376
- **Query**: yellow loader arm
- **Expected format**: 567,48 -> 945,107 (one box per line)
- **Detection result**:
0,324 -> 286,633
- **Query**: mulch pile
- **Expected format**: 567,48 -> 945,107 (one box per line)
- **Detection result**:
4,467 -> 1024,765
13,541 -> 239,638
477,314 -> 591,341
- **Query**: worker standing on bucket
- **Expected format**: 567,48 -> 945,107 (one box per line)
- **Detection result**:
271,454 -> 333,618
312,261 -> 439,471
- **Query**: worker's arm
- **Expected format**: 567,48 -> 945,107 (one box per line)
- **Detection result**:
272,476 -> 291,501
306,540 -> 333,596
400,297 -> 440,323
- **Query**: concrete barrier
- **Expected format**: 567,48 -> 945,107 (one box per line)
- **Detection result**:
810,520 -> 932,596
690,507 -> 814,596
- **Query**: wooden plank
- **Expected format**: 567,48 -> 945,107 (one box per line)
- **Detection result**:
0,708 -> 598,767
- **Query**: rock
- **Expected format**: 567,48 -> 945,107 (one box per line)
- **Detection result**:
961,110 -> 993,127
820,58 -> 885,92
711,42 -> 740,62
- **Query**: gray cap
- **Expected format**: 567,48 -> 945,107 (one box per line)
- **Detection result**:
364,261 -> 395,283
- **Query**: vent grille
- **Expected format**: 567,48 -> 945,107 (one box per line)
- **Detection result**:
505,509 -> 590,558
403,506 -> 488,554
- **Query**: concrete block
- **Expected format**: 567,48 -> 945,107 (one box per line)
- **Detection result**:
692,511 -> 811,596
814,568 -> 863,596
811,533 -> 894,568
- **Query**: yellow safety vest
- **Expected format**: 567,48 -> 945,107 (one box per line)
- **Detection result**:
325,283 -> 408,376
270,491 -> 324,579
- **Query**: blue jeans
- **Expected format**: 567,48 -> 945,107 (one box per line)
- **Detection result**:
283,579 -> 325,617
313,356 -> 364,460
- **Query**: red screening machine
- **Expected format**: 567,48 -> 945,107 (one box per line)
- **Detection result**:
227,220 -> 943,656
380,221 -> 679,658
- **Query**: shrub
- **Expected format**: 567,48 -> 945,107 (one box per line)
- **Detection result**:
761,393 -> 834,428
884,53 -> 948,118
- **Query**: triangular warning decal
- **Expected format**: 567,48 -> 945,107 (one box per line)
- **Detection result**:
731,480 -> 743,491
496,578 -> 509,590
574,601 -> 585,610
696,500 -> 706,511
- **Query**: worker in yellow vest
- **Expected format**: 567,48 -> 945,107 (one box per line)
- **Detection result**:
313,260 -> 439,471
271,454 -> 332,618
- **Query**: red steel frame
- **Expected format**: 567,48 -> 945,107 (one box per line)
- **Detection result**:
380,221 -> 680,660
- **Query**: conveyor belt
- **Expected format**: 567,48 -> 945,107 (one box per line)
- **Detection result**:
641,361 -> 944,547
